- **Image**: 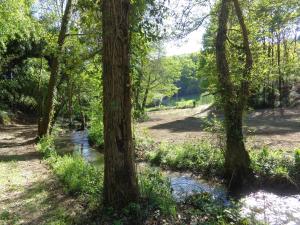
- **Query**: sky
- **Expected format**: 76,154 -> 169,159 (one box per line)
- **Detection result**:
163,0 -> 211,56
165,27 -> 206,56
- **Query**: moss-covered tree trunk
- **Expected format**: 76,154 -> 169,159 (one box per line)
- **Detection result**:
38,0 -> 72,137
216,0 -> 253,191
102,0 -> 139,208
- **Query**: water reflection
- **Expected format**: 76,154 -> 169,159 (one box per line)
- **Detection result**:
55,130 -> 104,167
241,191 -> 300,225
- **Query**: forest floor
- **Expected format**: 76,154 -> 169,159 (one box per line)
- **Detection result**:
0,124 -> 83,225
139,105 -> 300,151
0,106 -> 299,224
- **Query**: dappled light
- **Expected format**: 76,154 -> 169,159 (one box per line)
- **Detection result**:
1,0 -> 299,224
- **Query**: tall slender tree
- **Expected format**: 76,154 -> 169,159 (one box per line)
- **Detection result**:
38,0 -> 73,137
102,0 -> 139,208
216,0 -> 253,191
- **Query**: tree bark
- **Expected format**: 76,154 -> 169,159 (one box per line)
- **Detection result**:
216,0 -> 253,191
102,0 -> 139,208
38,0 -> 73,137
141,74 -> 151,111
277,32 -> 283,107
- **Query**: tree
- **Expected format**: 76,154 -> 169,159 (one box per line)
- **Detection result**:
38,0 -> 73,137
102,0 -> 139,208
215,0 -> 253,191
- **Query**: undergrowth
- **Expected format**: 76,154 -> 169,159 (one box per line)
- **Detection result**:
147,141 -> 225,178
88,118 -> 104,148
0,110 -> 11,125
37,135 -> 177,224
37,136 -> 103,210
184,193 -> 252,225
146,139 -> 300,187
139,168 -> 176,216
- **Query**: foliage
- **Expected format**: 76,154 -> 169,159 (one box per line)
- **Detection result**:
0,110 -> 11,125
88,118 -> 104,148
147,141 -> 225,178
36,135 -> 56,158
139,168 -> 176,216
185,193 -> 251,225
51,155 -> 104,209
37,135 -> 176,217
144,137 -> 300,187
295,149 -> 300,168
200,0 -> 300,108
37,136 -> 103,209
250,148 -> 293,178
146,93 -> 214,112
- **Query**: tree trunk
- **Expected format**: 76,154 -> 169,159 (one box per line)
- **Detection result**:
141,74 -> 151,111
277,32 -> 283,107
67,78 -> 74,127
216,0 -> 253,191
102,0 -> 139,208
38,0 -> 73,137
133,61 -> 143,115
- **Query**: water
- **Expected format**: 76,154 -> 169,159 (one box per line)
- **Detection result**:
55,130 -> 300,225
55,130 -> 104,166
241,191 -> 300,225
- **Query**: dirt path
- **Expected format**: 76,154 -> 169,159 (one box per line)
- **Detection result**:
139,105 -> 300,150
0,124 -> 82,225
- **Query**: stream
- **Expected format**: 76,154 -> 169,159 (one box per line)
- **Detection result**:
55,130 -> 300,225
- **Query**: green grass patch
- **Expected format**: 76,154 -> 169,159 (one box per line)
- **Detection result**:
147,141 -> 225,178
37,135 -> 177,220
139,168 -> 176,216
145,140 -> 300,187
0,210 -> 20,225
37,136 -> 104,210
250,147 -> 300,187
146,93 -> 214,111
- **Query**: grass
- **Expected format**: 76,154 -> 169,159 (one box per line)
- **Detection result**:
139,168 -> 176,216
250,147 -> 300,188
147,141 -> 225,178
37,135 -> 178,224
145,139 -> 300,188
146,93 -> 214,112
37,136 -> 104,210
36,133 -> 300,224
0,156 -> 73,225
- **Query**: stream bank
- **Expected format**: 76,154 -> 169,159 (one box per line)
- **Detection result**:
55,129 -> 300,225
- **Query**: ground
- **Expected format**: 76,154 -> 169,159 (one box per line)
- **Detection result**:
139,105 -> 300,151
1,106 -> 299,224
0,124 -> 83,225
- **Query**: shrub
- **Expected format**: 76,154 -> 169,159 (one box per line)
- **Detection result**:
36,136 -> 56,158
185,193 -> 251,225
139,168 -> 176,216
37,136 -> 103,209
175,100 -> 195,109
295,149 -> 300,168
146,140 -> 299,187
88,119 -> 104,148
51,154 -> 103,208
0,110 -> 11,125
147,141 -> 225,177
250,147 -> 293,178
